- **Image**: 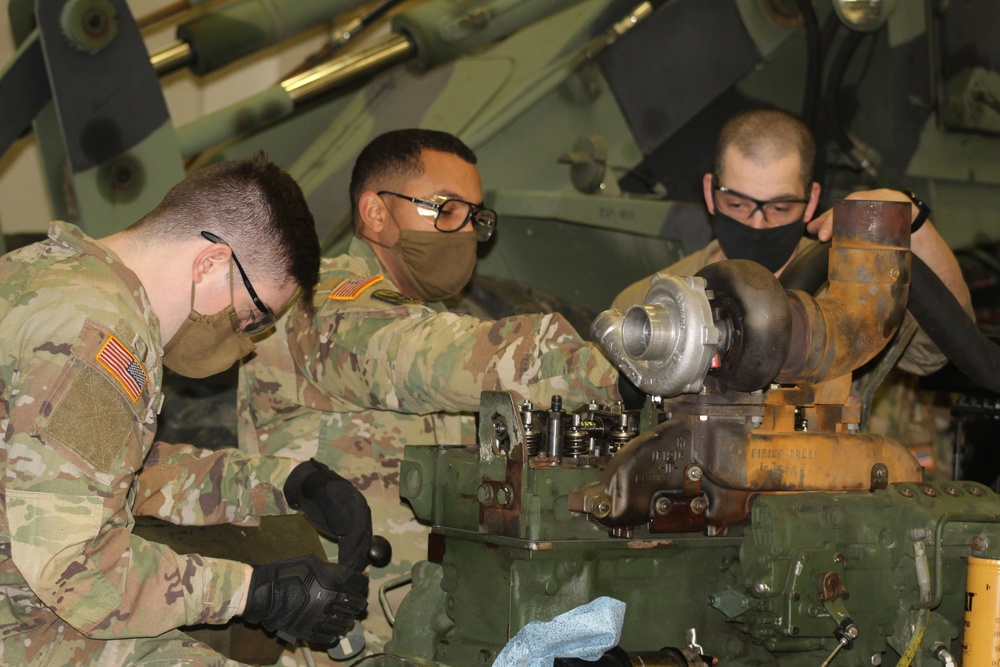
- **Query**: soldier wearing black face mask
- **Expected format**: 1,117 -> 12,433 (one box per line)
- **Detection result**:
612,108 -> 977,498
614,108 -> 822,302
612,106 -> 973,385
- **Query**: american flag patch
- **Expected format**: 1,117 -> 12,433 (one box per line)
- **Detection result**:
908,444 -> 935,471
329,275 -> 383,300
96,335 -> 148,402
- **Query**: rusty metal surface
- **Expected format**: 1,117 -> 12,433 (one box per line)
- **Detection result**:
777,199 -> 911,384
714,431 -> 923,490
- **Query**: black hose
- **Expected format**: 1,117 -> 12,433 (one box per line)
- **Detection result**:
794,0 -> 823,132
778,240 -> 830,293
779,242 -> 1000,393
909,254 -> 1000,394
823,29 -> 865,164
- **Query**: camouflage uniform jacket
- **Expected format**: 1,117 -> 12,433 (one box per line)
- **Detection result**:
238,236 -> 621,460
0,223 -> 296,642
236,236 -> 620,653
612,237 -> 968,376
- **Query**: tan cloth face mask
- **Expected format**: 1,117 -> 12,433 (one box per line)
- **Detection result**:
162,265 -> 257,378
387,229 -> 477,302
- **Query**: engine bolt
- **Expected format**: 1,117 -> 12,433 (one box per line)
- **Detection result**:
687,466 -> 703,482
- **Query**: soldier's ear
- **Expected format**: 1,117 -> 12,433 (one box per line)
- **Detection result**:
358,191 -> 388,234
803,181 -> 822,222
702,173 -> 716,214
191,241 -> 231,283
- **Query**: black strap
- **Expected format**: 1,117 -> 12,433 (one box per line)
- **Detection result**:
902,189 -> 931,233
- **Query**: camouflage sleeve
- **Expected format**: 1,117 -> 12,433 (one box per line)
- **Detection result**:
2,301 -> 248,638
295,307 -> 621,414
132,442 -> 298,525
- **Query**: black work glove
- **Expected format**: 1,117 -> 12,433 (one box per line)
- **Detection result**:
243,554 -> 368,645
284,459 -> 373,571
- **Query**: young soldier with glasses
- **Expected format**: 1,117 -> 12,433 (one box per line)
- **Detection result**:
0,153 -> 376,666
236,128 -> 622,656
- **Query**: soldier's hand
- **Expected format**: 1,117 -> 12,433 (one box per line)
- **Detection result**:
284,459 -> 373,571
243,554 -> 368,645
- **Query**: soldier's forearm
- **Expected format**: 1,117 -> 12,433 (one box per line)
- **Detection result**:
134,442 -> 297,524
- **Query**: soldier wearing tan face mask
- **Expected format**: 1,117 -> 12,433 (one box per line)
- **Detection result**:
237,129 -> 624,656
0,153 -> 380,666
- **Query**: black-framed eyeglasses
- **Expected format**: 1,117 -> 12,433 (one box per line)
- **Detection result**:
378,191 -> 497,242
200,231 -> 277,334
712,178 -> 810,226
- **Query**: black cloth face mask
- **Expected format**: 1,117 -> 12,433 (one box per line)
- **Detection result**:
711,210 -> 804,274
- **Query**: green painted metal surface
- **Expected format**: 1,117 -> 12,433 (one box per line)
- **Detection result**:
388,392 -> 992,666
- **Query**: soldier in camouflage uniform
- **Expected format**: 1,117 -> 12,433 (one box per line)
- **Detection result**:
613,109 -> 973,448
0,154 -> 370,666
238,129 -> 622,656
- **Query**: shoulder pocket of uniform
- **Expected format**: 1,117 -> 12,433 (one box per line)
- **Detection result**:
41,319 -> 149,475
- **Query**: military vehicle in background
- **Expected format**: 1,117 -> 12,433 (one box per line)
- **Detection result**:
5,0 -> 1000,313
4,0 -> 1000,665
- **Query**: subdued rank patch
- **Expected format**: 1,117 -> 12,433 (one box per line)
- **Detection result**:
371,289 -> 424,306
95,334 -> 147,402
46,366 -> 134,473
329,275 -> 384,301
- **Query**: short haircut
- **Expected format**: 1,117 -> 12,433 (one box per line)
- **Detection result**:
130,152 -> 320,304
349,129 -> 478,232
714,108 -> 815,191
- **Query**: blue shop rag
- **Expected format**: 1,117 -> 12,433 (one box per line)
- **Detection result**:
492,596 -> 626,667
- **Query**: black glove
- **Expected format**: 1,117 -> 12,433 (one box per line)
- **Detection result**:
243,554 -> 368,645
284,459 -> 373,571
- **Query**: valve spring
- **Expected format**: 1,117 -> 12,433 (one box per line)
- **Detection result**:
608,431 -> 633,454
524,429 -> 542,457
562,432 -> 588,457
